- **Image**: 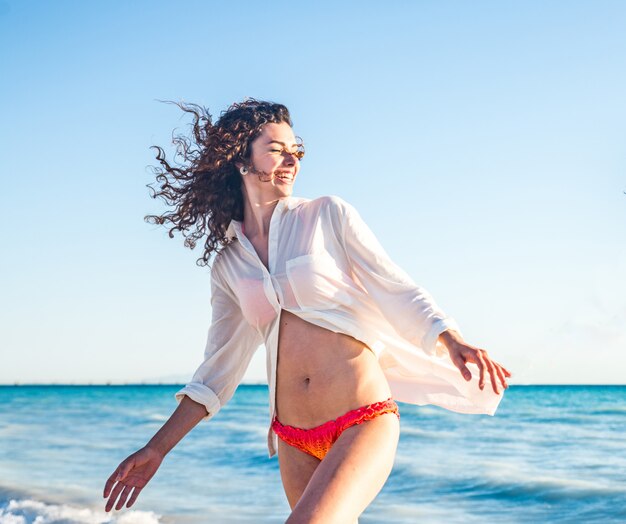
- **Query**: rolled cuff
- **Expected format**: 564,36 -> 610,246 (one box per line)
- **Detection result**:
174,382 -> 221,420
421,317 -> 463,358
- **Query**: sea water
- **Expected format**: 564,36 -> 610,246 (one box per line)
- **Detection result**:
0,385 -> 624,523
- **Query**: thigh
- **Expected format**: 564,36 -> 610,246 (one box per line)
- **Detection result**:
277,438 -> 321,509
286,412 -> 400,524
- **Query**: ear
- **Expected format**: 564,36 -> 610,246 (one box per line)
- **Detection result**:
234,157 -> 247,171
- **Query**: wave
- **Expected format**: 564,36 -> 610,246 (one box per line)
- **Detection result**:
451,467 -> 626,502
587,407 -> 626,416
0,497 -> 162,524
143,413 -> 169,423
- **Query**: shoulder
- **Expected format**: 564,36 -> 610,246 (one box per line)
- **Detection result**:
211,248 -> 233,287
320,196 -> 362,228
299,194 -> 355,217
293,195 -> 360,228
309,196 -> 365,238
210,253 -> 225,282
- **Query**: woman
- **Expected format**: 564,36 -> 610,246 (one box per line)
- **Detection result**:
103,99 -> 511,523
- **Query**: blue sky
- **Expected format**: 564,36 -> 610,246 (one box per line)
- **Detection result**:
1,0 -> 624,385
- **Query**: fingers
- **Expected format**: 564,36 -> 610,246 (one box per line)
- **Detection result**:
476,350 -> 507,394
104,457 -> 135,510
115,484 -> 134,511
483,356 -> 500,394
458,346 -> 511,395
493,362 -> 509,390
474,350 -> 486,390
105,480 -> 126,512
104,460 -> 130,498
459,364 -> 472,381
104,469 -> 121,498
126,485 -> 143,508
105,481 -> 138,512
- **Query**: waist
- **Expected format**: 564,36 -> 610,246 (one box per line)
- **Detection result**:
275,310 -> 391,427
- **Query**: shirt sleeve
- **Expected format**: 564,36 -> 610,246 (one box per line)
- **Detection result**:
174,260 -> 263,419
334,196 -> 463,358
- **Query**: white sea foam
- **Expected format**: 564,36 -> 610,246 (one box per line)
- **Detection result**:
0,498 -> 162,524
0,424 -> 29,438
480,463 -> 626,498
143,413 -> 169,423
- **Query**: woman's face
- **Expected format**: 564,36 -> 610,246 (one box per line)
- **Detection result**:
243,121 -> 302,196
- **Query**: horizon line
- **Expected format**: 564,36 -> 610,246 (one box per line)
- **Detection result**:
1,382 -> 625,387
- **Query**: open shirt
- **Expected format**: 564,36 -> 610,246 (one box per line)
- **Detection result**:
175,195 -> 504,457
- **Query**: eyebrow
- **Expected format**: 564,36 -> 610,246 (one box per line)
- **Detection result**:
266,140 -> 298,147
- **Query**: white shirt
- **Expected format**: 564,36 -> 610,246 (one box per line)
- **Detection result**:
175,195 -> 504,457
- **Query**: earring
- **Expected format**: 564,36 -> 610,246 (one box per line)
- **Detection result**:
240,166 -> 249,175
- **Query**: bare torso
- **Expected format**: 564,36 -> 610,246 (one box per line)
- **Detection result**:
249,234 -> 392,429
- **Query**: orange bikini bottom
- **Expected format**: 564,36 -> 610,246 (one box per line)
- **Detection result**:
272,397 -> 400,461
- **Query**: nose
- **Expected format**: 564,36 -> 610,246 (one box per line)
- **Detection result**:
282,150 -> 298,165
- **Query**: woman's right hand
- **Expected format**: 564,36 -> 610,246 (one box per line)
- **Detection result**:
103,445 -> 164,512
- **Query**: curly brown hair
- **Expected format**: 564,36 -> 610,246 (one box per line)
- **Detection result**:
145,98 -> 294,267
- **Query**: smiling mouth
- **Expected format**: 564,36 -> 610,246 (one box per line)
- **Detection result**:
275,172 -> 294,182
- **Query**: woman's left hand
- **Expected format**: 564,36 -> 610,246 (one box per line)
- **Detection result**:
439,331 -> 512,394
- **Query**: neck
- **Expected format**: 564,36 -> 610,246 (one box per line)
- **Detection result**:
242,196 -> 284,238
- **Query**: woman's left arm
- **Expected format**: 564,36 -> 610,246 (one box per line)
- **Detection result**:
333,196 -> 511,394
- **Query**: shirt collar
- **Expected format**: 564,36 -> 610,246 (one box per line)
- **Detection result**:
226,196 -> 298,239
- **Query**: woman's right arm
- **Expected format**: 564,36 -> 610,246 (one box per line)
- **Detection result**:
146,394 -> 209,456
103,395 -> 208,512
104,261 -> 262,513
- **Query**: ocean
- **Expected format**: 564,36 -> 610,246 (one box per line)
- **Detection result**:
0,385 -> 624,523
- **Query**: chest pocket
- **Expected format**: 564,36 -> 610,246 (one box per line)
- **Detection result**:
285,251 -> 353,311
